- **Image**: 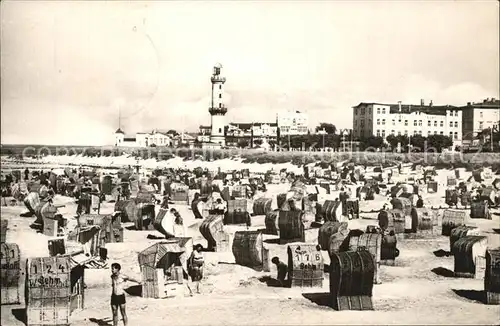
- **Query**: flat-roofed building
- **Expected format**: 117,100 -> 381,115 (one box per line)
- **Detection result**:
352,99 -> 463,146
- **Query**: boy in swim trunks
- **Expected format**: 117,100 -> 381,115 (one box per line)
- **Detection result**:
111,263 -> 140,326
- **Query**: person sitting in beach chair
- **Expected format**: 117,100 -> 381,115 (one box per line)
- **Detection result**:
416,195 -> 424,208
271,257 -> 289,287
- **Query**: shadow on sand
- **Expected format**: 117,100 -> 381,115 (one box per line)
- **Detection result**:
257,276 -> 283,288
28,222 -> 42,232
124,285 -> 142,297
146,234 -> 165,240
263,238 -> 280,245
452,289 -> 486,304
431,267 -> 455,278
89,317 -> 113,326
12,308 -> 26,325
433,249 -> 451,258
302,293 -> 332,308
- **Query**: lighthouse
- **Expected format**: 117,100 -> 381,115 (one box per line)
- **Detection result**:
209,63 -> 227,146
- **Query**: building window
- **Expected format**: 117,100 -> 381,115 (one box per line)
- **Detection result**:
454,132 -> 458,140
434,121 -> 437,127
428,121 -> 431,127
413,120 -> 417,126
391,130 -> 395,135
449,132 -> 453,137
480,111 -> 483,118
219,94 -> 222,98
449,122 -> 453,128
354,121 -> 357,126
454,121 -> 458,128
440,131 -> 443,135
219,128 -> 222,133
419,120 -> 422,126
398,118 -> 401,123
219,85 -> 222,90
382,130 -> 386,138
428,131 -> 431,135
377,108 -> 380,114
398,131 -> 401,136
376,130 -> 380,137
419,130 -> 422,135
355,109 -> 358,115
434,131 -> 437,135
414,130 -> 418,136
479,122 -> 483,129
219,103 -> 222,108
392,119 -> 395,125
382,119 -> 385,125
455,111 -> 458,117
361,108 -> 365,115
382,108 -> 386,114
377,119 -> 380,125
440,121 -> 443,127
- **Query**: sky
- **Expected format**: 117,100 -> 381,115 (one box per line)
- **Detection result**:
1,0 -> 499,146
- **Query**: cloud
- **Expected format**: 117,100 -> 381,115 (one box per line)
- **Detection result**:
0,99 -> 114,146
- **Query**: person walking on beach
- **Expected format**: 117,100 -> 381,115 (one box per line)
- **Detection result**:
110,263 -> 140,326
191,193 -> 203,219
187,244 -> 204,295
171,208 -> 186,237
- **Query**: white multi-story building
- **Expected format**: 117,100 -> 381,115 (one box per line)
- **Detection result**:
352,100 -> 463,146
115,129 -> 172,147
461,98 -> 500,142
276,110 -> 309,135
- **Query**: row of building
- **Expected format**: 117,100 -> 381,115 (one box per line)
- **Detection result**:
115,110 -> 309,148
114,63 -> 499,149
115,63 -> 311,149
114,129 -> 197,148
351,98 -> 500,147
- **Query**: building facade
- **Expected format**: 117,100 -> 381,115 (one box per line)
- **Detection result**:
197,125 -> 212,143
352,100 -> 463,146
226,123 -> 278,138
461,98 -> 500,142
276,110 -> 309,135
115,129 -> 172,147
171,133 -> 197,148
224,123 -> 278,147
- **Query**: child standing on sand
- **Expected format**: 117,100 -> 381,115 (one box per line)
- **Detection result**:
187,244 -> 204,295
110,263 -> 140,326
